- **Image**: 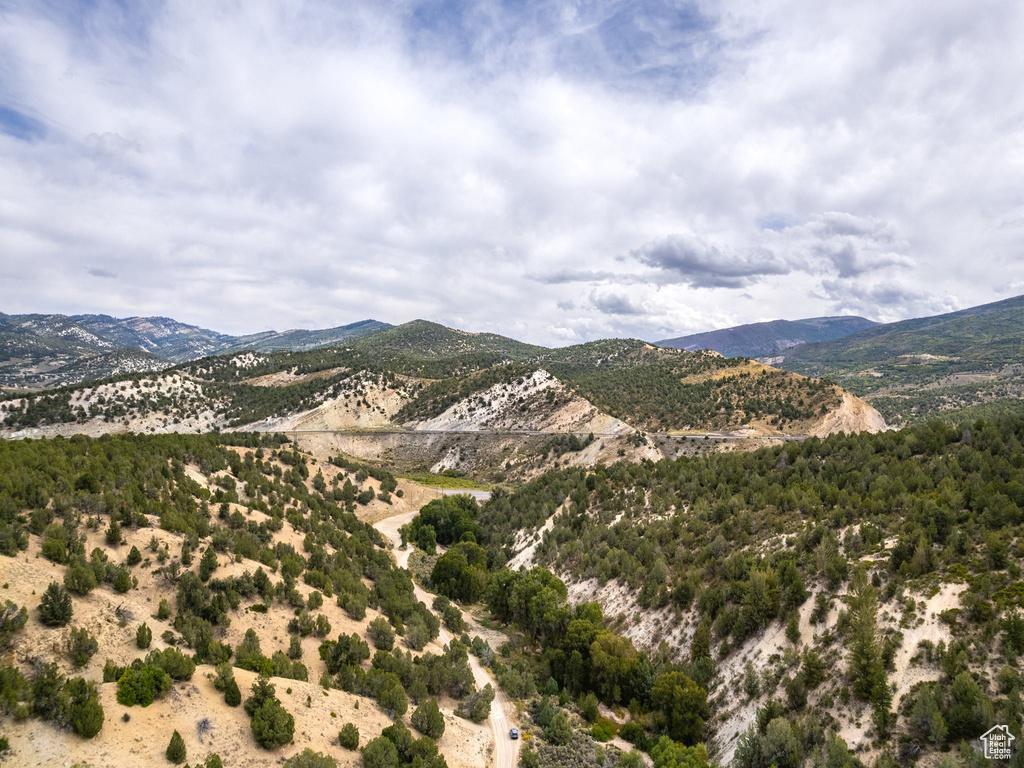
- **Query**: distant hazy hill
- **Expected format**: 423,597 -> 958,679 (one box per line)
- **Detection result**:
0,312 -> 389,388
656,316 -> 877,358
224,319 -> 392,354
779,294 -> 1024,424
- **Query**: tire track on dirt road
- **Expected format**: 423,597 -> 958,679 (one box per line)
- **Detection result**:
373,509 -> 521,768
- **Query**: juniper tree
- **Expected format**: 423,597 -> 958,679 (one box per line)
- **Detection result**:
166,729 -> 186,763
38,582 -> 73,627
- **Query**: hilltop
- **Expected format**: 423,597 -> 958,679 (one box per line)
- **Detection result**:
656,316 -> 877,359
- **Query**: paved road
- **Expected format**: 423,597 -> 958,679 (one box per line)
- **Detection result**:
373,510 -> 519,768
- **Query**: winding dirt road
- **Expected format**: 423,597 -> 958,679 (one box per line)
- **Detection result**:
374,509 -> 521,768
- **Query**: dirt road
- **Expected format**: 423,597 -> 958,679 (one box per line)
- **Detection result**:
373,510 -> 520,768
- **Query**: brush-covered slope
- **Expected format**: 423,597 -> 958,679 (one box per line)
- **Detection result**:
657,316 -> 877,359
0,433 -> 501,768
541,339 -> 850,434
780,294 -> 1024,425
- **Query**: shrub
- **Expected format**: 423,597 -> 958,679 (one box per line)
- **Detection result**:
67,627 -> 98,667
0,602 -> 28,649
245,677 -> 295,749
116,665 -> 172,707
250,696 -> 295,748
147,648 -> 195,681
591,717 -> 618,742
64,560 -> 98,596
367,617 -> 395,651
112,569 -> 133,593
619,721 -> 646,748
377,677 -> 408,719
283,749 -> 337,768
338,722 -> 359,749
213,662 -> 241,706
361,736 -> 399,768
456,683 -> 494,723
136,623 -> 152,649
166,729 -> 186,763
38,582 -> 73,627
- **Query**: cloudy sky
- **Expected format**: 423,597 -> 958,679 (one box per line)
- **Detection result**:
1,0 -> 1022,345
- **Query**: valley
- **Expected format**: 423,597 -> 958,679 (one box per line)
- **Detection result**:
0,305 -> 1019,768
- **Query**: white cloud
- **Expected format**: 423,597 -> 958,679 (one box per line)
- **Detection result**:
0,0 -> 1021,342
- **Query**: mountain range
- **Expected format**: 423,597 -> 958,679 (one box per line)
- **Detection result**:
0,312 -> 390,389
656,315 -> 877,358
3,293 -> 1022,427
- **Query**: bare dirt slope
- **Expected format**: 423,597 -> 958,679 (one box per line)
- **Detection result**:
810,391 -> 888,436
240,373 -> 412,432
413,369 -> 632,435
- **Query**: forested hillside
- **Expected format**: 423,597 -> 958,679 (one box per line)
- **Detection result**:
401,413 -> 1024,768
780,294 -> 1024,425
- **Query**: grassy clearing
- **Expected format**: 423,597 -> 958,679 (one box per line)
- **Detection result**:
401,471 -> 492,490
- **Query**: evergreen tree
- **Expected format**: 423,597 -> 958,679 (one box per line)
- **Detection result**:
946,671 -> 993,741
38,582 -> 73,627
136,623 -> 152,649
361,736 -> 399,768
225,676 -> 242,707
65,676 -> 104,738
909,685 -> 947,746
650,671 -> 709,746
761,717 -> 800,768
199,547 -> 218,582
338,722 -> 359,750
166,730 -> 186,763
545,710 -> 573,746
105,520 -> 122,547
411,699 -> 445,739
847,569 -> 884,701
67,627 -> 98,667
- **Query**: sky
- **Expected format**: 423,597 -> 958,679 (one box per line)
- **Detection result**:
1,0 -> 1022,346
